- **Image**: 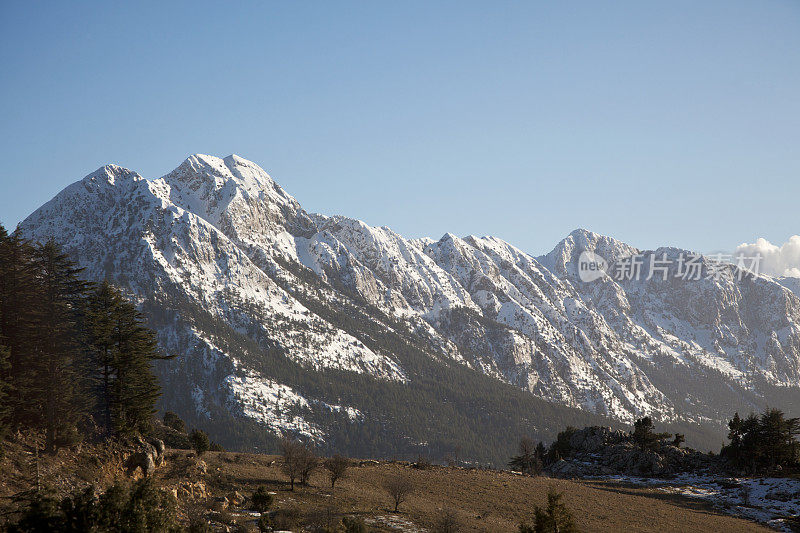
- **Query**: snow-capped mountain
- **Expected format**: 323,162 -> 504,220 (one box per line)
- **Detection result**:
19,154 -> 800,459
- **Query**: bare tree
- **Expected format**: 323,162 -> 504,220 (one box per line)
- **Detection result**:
297,445 -> 319,486
508,436 -> 542,475
280,437 -> 303,490
433,510 -> 462,533
323,454 -> 350,490
383,473 -> 414,513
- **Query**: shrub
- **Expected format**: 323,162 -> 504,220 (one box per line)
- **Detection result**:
189,429 -> 210,456
7,479 -> 180,532
433,510 -> 462,533
272,507 -> 301,530
257,514 -> 271,533
163,411 -> 186,433
342,516 -> 368,533
412,455 -> 432,470
520,487 -> 579,533
188,513 -> 213,533
250,486 -> 274,514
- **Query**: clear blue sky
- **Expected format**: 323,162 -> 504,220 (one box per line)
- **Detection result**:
1,1 -> 798,255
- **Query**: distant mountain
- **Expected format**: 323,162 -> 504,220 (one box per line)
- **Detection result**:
19,154 -> 800,461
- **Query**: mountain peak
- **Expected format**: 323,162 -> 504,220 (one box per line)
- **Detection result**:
539,228 -> 639,276
83,164 -> 142,186
166,153 -> 276,195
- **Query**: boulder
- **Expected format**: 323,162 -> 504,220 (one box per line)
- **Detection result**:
125,450 -> 156,477
176,481 -> 208,501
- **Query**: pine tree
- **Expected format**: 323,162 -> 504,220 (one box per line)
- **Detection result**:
631,417 -> 670,451
0,342 -> 11,453
722,409 -> 800,474
29,240 -> 89,452
531,488 -> 579,533
109,292 -> 166,435
86,282 -> 122,433
86,281 -> 169,436
0,226 -> 38,427
759,408 -> 800,471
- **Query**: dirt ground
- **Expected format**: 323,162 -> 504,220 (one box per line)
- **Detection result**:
0,436 -> 775,532
170,450 -> 773,532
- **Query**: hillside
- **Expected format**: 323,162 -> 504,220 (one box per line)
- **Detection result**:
0,436 -> 776,533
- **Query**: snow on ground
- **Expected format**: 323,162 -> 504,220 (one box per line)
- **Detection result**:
594,474 -> 800,531
366,515 -> 426,532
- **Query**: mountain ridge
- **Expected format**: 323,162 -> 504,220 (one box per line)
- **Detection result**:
17,153 -> 800,460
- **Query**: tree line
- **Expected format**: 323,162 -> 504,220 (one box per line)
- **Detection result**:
722,408 -> 800,474
510,409 -> 800,478
0,225 -> 168,454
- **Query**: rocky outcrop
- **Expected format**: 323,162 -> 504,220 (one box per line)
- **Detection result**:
125,437 -> 166,477
546,426 -> 716,478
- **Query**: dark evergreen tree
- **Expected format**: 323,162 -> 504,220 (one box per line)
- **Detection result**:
250,486 -> 274,513
0,342 -> 10,455
722,408 -> 800,474
162,411 -> 186,433
631,417 -> 669,451
546,426 -> 576,464
112,297 -> 158,434
759,408 -> 800,471
86,280 -> 169,436
189,429 -> 210,456
535,441 -> 547,465
529,488 -> 579,533
0,226 -> 38,427
29,240 -> 89,452
86,281 -> 122,433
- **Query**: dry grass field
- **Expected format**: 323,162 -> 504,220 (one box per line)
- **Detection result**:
164,450 -> 772,532
0,437 -> 775,532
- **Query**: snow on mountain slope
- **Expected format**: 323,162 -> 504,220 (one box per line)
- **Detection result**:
19,154 -> 800,440
20,156 -> 404,438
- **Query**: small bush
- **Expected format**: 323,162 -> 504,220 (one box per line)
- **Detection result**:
250,486 -> 274,514
272,507 -> 301,530
433,510 -> 462,533
342,516 -> 368,533
209,441 -> 225,452
521,487 -> 579,533
7,479 -> 180,532
163,411 -> 186,433
257,514 -> 271,533
189,429 -> 210,456
412,455 -> 432,470
188,513 -> 213,533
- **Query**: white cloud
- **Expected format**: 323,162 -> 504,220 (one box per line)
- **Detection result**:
735,236 -> 800,278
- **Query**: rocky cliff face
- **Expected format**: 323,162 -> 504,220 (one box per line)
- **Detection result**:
19,154 -> 800,455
